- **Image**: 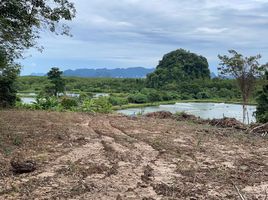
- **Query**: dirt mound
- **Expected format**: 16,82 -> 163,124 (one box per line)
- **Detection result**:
249,123 -> 268,136
209,117 -> 246,129
145,111 -> 173,119
175,112 -> 200,121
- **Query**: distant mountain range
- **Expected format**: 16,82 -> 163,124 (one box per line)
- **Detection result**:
29,67 -> 218,79
29,67 -> 154,78
63,67 -> 154,78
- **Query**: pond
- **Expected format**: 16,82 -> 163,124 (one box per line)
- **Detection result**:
20,93 -> 110,104
21,97 -> 36,104
117,102 -> 257,123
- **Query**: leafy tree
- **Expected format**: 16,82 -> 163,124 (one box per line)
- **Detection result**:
47,67 -> 65,96
108,96 -> 128,106
90,97 -> 112,113
147,49 -> 210,88
128,93 -> 148,104
218,50 -> 265,123
0,0 -> 75,107
0,49 -> 20,107
0,0 -> 76,59
256,71 -> 268,123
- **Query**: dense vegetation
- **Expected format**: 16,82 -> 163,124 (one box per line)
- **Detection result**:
17,76 -> 262,110
17,75 -> 264,104
0,49 -> 20,107
256,71 -> 268,123
146,49 -> 210,88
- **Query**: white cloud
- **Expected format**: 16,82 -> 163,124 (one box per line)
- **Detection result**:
20,0 -> 268,75
195,27 -> 229,34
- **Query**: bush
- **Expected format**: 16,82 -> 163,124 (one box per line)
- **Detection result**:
108,96 -> 128,106
195,91 -> 210,99
128,93 -> 148,104
256,72 -> 268,123
60,97 -> 78,109
180,93 -> 192,100
90,97 -> 112,113
161,92 -> 180,101
147,90 -> 163,102
33,95 -> 59,110
80,97 -> 112,113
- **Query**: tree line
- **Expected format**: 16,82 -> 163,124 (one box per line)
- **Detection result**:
0,1 -> 267,123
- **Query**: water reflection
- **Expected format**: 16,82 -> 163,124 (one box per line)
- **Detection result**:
117,102 -> 256,123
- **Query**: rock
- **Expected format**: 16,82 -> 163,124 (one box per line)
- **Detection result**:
10,158 -> 37,174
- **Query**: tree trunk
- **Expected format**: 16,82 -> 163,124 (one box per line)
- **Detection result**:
242,104 -> 246,124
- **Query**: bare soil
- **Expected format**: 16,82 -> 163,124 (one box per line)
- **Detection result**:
0,110 -> 267,200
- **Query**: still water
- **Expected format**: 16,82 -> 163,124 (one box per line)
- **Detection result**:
117,102 -> 256,123
20,93 -> 110,104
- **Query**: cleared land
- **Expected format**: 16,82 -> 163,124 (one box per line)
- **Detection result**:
0,111 -> 267,199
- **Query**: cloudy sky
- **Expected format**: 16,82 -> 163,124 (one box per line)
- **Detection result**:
20,0 -> 268,75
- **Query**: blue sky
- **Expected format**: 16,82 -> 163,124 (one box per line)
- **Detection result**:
20,0 -> 268,75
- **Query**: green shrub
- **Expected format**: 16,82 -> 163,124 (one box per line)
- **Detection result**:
256,72 -> 268,123
33,95 -> 59,110
79,92 -> 93,102
108,96 -> 128,106
90,97 -> 112,113
80,97 -> 112,113
147,90 -> 163,102
60,97 -> 78,109
161,92 -> 180,101
128,93 -> 148,104
181,93 -> 192,100
195,91 -> 210,99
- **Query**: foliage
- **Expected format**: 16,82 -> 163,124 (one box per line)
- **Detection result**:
90,97 -> 112,113
0,0 -> 76,59
0,49 -> 20,107
17,76 -> 263,103
17,76 -> 146,94
128,93 -> 148,104
47,67 -> 65,96
60,97 -> 78,110
74,96 -> 112,113
146,49 -> 211,88
78,92 -> 93,102
218,50 -> 266,123
196,91 -> 210,99
108,96 -> 128,106
0,0 -> 75,108
33,95 -> 60,110
256,71 -> 268,123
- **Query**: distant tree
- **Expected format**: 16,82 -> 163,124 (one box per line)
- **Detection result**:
146,49 -> 210,88
255,71 -> 268,123
218,50 -> 266,123
0,49 -> 20,107
47,67 -> 65,96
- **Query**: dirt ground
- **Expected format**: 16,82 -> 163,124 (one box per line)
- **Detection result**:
0,110 -> 267,200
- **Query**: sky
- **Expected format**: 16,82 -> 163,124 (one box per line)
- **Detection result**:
20,0 -> 268,75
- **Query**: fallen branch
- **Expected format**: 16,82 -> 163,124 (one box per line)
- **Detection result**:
249,122 -> 268,135
232,182 -> 247,200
